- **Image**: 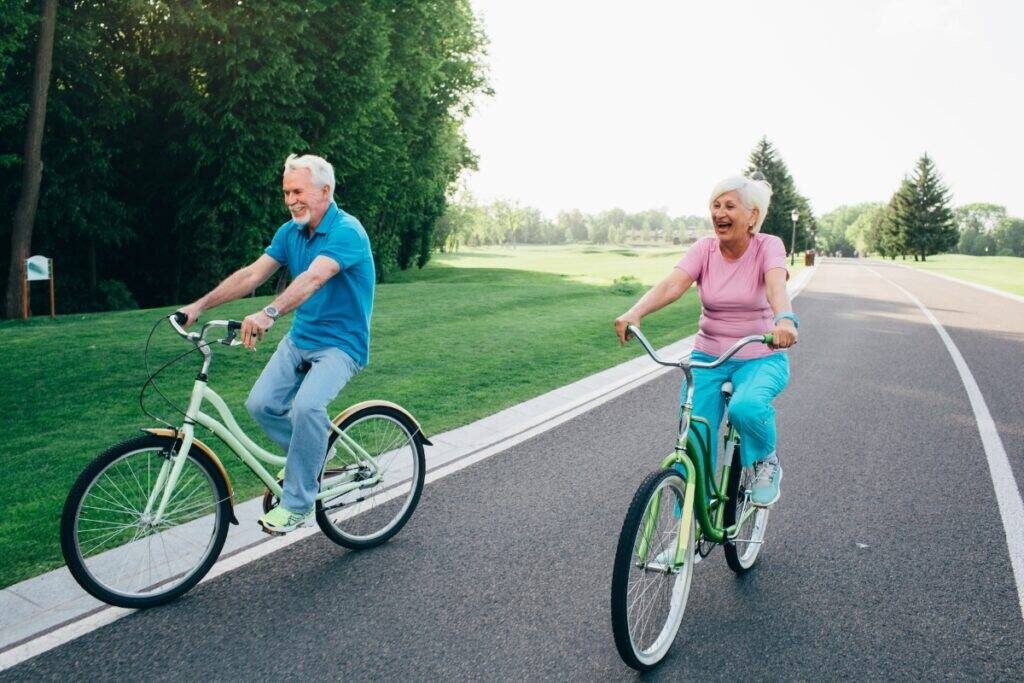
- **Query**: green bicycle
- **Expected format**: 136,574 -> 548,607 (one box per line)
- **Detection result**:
610,325 -> 773,670
60,313 -> 430,609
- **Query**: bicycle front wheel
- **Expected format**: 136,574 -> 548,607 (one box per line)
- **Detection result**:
610,468 -> 696,671
60,435 -> 231,608
316,405 -> 425,549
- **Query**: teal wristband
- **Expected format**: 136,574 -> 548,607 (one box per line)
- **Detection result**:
773,312 -> 799,329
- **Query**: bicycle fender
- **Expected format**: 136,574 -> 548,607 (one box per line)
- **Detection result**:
331,400 -> 433,446
142,428 -> 240,525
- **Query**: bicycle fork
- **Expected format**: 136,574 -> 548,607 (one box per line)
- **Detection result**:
143,381 -> 206,525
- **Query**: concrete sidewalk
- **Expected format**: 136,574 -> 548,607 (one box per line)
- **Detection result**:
0,265 -> 815,663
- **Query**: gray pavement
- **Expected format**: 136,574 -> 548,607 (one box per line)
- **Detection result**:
3,260 -> 1023,680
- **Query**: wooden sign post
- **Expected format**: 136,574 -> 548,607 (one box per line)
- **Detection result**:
25,254 -> 55,319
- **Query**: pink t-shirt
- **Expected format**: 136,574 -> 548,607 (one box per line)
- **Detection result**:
675,233 -> 788,359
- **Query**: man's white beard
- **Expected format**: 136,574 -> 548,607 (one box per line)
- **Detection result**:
292,210 -> 311,226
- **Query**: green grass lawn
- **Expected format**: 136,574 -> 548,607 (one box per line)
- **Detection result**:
875,253 -> 1024,296
0,243 -> 801,588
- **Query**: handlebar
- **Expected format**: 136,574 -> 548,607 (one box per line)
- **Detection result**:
626,324 -> 773,370
169,312 -> 242,347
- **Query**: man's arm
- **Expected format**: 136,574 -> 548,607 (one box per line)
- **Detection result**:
239,255 -> 340,350
177,254 -> 281,326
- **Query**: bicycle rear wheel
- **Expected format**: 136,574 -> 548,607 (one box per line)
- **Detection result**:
610,468 -> 696,671
60,434 -> 231,608
315,405 -> 425,549
723,443 -> 770,574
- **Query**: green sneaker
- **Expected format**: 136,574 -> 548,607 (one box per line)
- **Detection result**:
258,505 -> 313,535
750,460 -> 782,507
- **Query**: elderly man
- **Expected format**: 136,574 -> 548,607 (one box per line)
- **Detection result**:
177,153 -> 375,534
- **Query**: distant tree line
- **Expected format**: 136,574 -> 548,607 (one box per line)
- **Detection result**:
815,154 -> 1023,260
1,1 -> 489,315
432,194 -> 711,250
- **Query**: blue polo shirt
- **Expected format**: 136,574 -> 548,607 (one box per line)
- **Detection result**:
265,202 -> 375,366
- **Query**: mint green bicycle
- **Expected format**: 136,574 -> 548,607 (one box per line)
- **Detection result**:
60,313 -> 431,609
610,325 -> 773,670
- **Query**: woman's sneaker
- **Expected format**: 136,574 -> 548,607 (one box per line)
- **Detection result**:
750,461 -> 782,507
258,505 -> 314,535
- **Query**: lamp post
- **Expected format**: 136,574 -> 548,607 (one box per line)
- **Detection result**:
789,208 -> 799,265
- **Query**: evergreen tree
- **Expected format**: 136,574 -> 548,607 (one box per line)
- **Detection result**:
745,137 -> 817,254
891,153 -> 956,261
881,180 -> 913,259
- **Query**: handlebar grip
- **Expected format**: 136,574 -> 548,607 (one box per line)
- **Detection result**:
172,311 -> 187,325
227,320 -> 242,332
762,333 -> 774,346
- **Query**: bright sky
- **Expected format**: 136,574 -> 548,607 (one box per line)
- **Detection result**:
463,0 -> 1024,218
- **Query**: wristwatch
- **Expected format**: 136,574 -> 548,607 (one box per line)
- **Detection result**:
262,305 -> 280,321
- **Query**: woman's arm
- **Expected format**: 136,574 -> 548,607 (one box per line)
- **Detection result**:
765,267 -> 798,349
614,268 -> 695,344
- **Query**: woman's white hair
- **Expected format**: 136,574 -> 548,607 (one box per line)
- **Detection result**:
283,153 -> 335,196
708,174 -> 772,233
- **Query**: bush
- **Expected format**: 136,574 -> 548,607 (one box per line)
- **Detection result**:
609,275 -> 643,296
96,279 -> 138,311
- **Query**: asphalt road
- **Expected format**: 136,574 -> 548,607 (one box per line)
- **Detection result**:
6,259 -> 1024,681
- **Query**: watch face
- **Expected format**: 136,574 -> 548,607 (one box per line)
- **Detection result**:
264,306 -> 279,319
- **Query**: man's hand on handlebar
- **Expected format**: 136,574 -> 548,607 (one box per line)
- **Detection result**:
240,311 -> 274,350
175,302 -> 204,328
614,313 -> 641,346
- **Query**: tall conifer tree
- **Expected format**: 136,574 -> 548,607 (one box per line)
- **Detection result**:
745,137 -> 817,254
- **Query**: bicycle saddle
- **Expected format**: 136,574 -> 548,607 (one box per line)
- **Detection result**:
720,381 -> 733,397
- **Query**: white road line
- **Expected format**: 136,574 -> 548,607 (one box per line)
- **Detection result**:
868,265 -> 1024,621
0,266 -> 818,671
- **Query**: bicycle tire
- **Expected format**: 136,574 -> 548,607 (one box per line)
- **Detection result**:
315,405 -> 425,549
723,443 -> 770,574
60,434 -> 231,608
610,468 -> 696,671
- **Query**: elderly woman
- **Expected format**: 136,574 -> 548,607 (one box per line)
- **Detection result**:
614,174 -> 798,506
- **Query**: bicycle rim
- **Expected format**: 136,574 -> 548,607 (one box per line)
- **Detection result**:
71,447 -> 223,601
731,467 -> 770,568
614,471 -> 695,669
318,411 -> 422,543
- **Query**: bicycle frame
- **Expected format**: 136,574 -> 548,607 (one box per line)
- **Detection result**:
143,319 -> 384,525
626,326 -> 768,566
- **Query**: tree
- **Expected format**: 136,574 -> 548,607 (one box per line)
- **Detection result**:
890,153 -> 956,261
1,1 -> 491,314
955,203 -> 1005,255
5,0 -> 57,319
818,203 -> 881,256
558,209 -> 588,242
745,137 -> 816,254
994,217 -> 1024,257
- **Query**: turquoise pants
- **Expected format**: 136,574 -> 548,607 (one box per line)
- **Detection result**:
680,351 -> 790,469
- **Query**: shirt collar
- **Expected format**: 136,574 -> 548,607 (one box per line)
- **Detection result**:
292,201 -> 340,235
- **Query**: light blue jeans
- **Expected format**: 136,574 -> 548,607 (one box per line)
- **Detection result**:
245,335 -> 361,513
681,350 -> 790,469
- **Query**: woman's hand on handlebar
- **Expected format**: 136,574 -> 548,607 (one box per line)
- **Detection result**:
769,319 -> 798,349
614,313 -> 641,346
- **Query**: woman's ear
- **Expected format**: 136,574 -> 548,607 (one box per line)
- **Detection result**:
748,207 -> 760,232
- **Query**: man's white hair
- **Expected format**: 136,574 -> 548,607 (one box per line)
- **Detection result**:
708,174 -> 773,233
283,153 -> 335,196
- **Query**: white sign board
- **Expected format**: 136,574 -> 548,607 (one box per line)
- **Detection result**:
26,255 -> 50,281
